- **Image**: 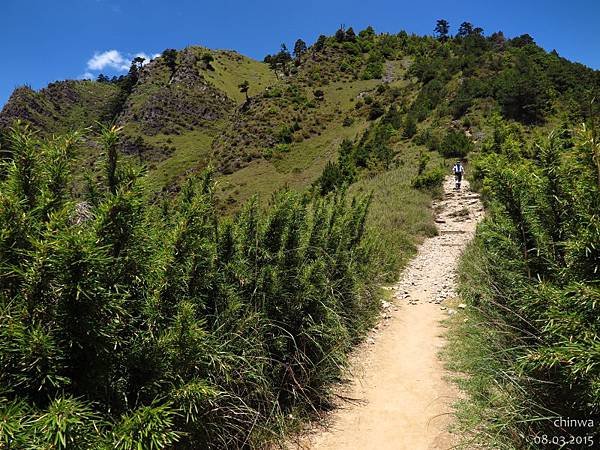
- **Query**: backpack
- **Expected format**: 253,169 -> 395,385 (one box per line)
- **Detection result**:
453,164 -> 462,174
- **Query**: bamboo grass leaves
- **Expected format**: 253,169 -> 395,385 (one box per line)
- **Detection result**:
0,126 -> 379,448
467,122 -> 600,436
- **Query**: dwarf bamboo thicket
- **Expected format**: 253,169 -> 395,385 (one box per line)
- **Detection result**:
0,124 -> 380,448
457,121 -> 600,445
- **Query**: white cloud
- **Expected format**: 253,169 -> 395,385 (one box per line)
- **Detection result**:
87,50 -> 130,72
132,52 -> 156,66
79,72 -> 95,80
85,50 -> 160,74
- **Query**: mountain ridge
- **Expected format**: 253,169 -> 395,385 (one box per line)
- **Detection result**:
2,26 -> 599,206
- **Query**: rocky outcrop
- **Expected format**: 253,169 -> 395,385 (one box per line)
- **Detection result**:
118,48 -> 234,136
0,81 -> 121,133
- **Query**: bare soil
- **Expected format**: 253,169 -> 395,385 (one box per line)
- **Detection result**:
295,177 -> 483,450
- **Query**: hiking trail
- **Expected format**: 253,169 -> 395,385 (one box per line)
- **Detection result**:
297,176 -> 484,450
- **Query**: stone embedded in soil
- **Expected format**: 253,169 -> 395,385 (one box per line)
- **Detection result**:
392,178 -> 482,308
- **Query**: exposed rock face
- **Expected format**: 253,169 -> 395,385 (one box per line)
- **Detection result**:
43,81 -> 82,110
120,84 -> 231,136
118,48 -> 234,136
0,86 -> 50,130
0,81 -> 121,133
120,134 -> 174,162
212,98 -> 280,174
1,47 -> 234,138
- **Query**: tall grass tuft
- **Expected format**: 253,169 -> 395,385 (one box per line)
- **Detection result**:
0,123 -> 384,448
446,121 -> 600,447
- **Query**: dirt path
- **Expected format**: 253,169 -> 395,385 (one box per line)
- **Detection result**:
297,177 -> 483,450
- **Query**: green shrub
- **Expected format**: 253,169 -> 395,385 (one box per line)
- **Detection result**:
361,62 -> 384,80
402,115 -> 417,138
451,126 -> 600,447
415,128 -> 441,152
277,125 -> 293,144
409,79 -> 446,121
264,86 -> 282,98
449,78 -> 490,119
494,52 -> 550,124
439,130 -> 473,158
411,167 -> 445,190
0,123 -> 381,449
368,102 -> 385,120
381,105 -> 402,129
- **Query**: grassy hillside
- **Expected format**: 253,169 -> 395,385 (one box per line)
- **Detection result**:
203,49 -> 278,103
2,26 -> 598,204
0,81 -> 121,133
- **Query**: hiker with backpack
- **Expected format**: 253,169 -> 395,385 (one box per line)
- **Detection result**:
453,161 -> 464,190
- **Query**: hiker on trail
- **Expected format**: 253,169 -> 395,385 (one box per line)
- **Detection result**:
453,161 -> 464,190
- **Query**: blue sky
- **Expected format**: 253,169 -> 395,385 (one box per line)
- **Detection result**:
1,0 -> 599,106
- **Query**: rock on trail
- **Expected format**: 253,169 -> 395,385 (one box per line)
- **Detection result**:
296,177 -> 484,450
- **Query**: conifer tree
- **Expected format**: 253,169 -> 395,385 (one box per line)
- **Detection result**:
293,38 -> 307,62
238,80 -> 250,102
457,21 -> 474,37
434,19 -> 450,41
